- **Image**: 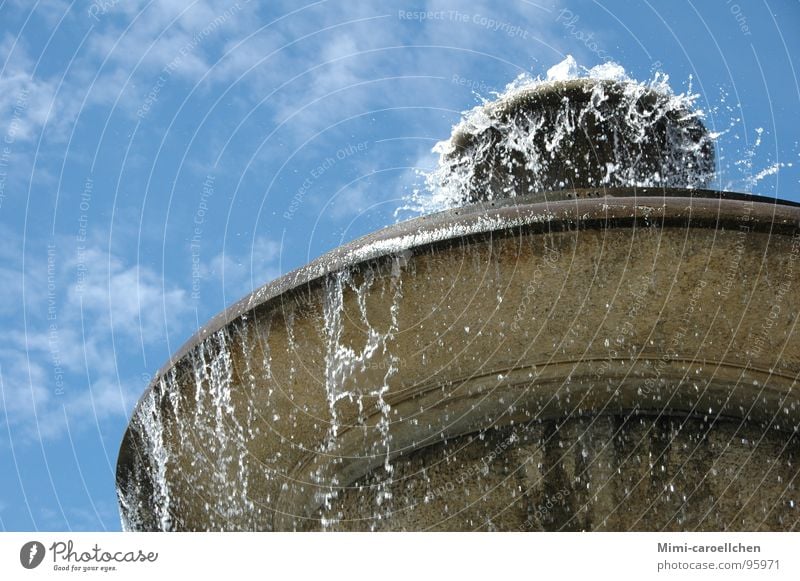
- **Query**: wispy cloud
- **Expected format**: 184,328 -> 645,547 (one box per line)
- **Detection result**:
201,234 -> 281,303
87,0 -> 255,78
0,237 -> 191,444
0,35 -> 60,143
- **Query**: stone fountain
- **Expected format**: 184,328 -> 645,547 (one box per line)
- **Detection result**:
117,69 -> 800,531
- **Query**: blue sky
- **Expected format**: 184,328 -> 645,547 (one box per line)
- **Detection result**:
0,0 -> 798,531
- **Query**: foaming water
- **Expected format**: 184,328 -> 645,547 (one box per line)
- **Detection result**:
403,55 -> 793,215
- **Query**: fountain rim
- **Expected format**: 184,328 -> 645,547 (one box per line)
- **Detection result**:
116,187 -> 800,483
155,187 -> 799,378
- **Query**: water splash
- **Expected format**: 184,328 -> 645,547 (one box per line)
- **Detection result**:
726,126 -> 794,191
198,329 -> 251,525
405,55 -> 717,213
134,381 -> 173,531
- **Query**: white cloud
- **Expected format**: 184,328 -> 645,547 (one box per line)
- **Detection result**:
0,35 -> 60,143
0,240 -> 191,444
203,235 -> 281,302
328,179 -> 371,219
1,0 -> 262,143
87,0 -> 257,80
69,247 -> 190,341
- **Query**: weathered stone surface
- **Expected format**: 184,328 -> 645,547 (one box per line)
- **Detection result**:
116,191 -> 800,531
322,416 -> 800,532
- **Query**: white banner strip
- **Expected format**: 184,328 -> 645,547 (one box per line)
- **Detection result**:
1,532 -> 797,580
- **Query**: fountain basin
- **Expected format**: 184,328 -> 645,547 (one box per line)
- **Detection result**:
116,188 -> 800,531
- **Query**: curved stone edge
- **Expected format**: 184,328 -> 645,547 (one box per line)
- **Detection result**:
116,188 -> 800,496
148,188 -> 800,385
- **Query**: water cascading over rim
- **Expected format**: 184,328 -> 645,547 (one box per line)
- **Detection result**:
117,65 -> 800,531
430,77 -> 715,204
